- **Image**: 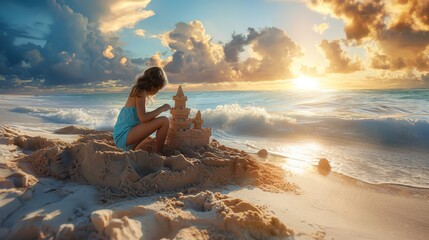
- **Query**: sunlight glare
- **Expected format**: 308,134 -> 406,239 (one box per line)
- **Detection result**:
279,142 -> 322,174
293,76 -> 319,90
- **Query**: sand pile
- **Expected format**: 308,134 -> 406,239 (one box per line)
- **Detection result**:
90,191 -> 293,239
0,125 -> 68,151
1,125 -> 297,239
1,126 -> 296,197
3,190 -> 293,239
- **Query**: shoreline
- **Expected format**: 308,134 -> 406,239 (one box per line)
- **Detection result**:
252,152 -> 429,200
0,108 -> 429,189
1,92 -> 429,189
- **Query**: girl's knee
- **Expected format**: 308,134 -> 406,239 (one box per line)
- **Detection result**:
158,116 -> 170,126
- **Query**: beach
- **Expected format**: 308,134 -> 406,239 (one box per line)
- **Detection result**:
1,91 -> 429,239
2,0 -> 429,238
0,125 -> 428,239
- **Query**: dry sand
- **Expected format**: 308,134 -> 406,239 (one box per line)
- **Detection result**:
0,125 -> 296,239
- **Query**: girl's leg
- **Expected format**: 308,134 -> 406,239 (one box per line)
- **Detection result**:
126,116 -> 170,153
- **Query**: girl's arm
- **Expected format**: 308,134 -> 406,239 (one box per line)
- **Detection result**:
136,94 -> 171,122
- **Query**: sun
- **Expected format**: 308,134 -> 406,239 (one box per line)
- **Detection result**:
293,76 -> 319,90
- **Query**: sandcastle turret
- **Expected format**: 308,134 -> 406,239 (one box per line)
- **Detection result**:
170,85 -> 193,130
167,86 -> 211,148
193,110 -> 203,130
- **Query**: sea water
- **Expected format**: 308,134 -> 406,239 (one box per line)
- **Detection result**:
1,89 -> 428,188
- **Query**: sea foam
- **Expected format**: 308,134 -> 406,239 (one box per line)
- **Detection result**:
200,104 -> 429,148
11,106 -> 119,130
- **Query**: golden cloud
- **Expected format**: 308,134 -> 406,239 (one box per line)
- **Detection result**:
99,0 -> 154,33
308,0 -> 429,71
148,21 -> 302,83
319,39 -> 362,73
134,29 -> 146,37
102,45 -> 115,59
313,22 -> 329,34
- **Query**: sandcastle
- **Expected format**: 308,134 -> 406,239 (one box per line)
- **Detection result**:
166,86 -> 212,148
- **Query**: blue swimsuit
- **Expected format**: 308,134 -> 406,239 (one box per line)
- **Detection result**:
113,107 -> 140,151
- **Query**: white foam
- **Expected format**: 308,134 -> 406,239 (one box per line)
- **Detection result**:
202,104 -> 296,136
10,106 -> 119,130
200,104 -> 429,148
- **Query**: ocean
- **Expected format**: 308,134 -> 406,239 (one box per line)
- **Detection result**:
1,89 -> 429,188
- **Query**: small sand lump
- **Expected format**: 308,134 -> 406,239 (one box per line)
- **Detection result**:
258,149 -> 268,158
318,158 -> 331,172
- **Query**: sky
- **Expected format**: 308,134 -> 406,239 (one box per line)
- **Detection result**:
0,0 -> 428,93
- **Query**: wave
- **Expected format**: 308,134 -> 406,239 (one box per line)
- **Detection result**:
10,106 -> 119,130
10,104 -> 429,149
201,104 -> 429,148
201,104 -> 297,136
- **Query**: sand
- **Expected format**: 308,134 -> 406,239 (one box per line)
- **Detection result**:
1,124 -> 428,239
0,125 -> 296,239
228,154 -> 429,240
6,125 -> 296,197
89,191 -> 293,239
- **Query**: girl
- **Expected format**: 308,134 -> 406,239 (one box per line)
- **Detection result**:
113,66 -> 171,153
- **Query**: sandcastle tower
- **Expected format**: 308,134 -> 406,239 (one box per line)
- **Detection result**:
193,111 -> 203,129
167,86 -> 211,148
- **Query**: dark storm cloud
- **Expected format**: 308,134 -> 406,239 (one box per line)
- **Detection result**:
1,0 -> 48,8
0,19 -> 44,41
223,28 -> 258,62
0,0 -> 145,92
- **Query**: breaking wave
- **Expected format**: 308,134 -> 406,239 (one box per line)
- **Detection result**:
201,104 -> 429,148
11,106 -> 119,130
10,104 -> 429,148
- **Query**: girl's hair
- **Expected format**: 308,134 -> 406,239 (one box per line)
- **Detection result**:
129,66 -> 168,98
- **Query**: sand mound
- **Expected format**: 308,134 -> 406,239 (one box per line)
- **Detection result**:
4,190 -> 293,240
1,125 -> 67,151
2,125 -> 297,196
1,125 -> 297,239
90,191 -> 293,239
21,139 -> 296,198
0,126 -> 297,197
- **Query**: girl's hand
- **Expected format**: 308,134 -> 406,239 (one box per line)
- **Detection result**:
160,104 -> 171,112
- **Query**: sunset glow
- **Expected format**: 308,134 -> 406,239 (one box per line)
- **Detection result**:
0,0 -> 428,93
1,1 -> 428,238
293,76 -> 320,90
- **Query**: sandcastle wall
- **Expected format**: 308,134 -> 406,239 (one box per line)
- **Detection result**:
167,129 -> 211,148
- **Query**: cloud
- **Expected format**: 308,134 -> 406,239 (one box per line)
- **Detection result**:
134,29 -> 146,37
313,22 -> 329,34
0,0 -> 144,91
422,73 -> 429,84
308,0 -> 384,42
308,0 -> 429,71
2,0 -> 155,33
58,0 -> 155,33
103,45 -> 115,59
98,0 -> 154,33
319,39 -> 362,73
148,21 -> 302,83
1,2 -> 303,91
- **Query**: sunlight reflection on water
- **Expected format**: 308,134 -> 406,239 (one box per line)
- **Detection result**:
276,142 -> 323,174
